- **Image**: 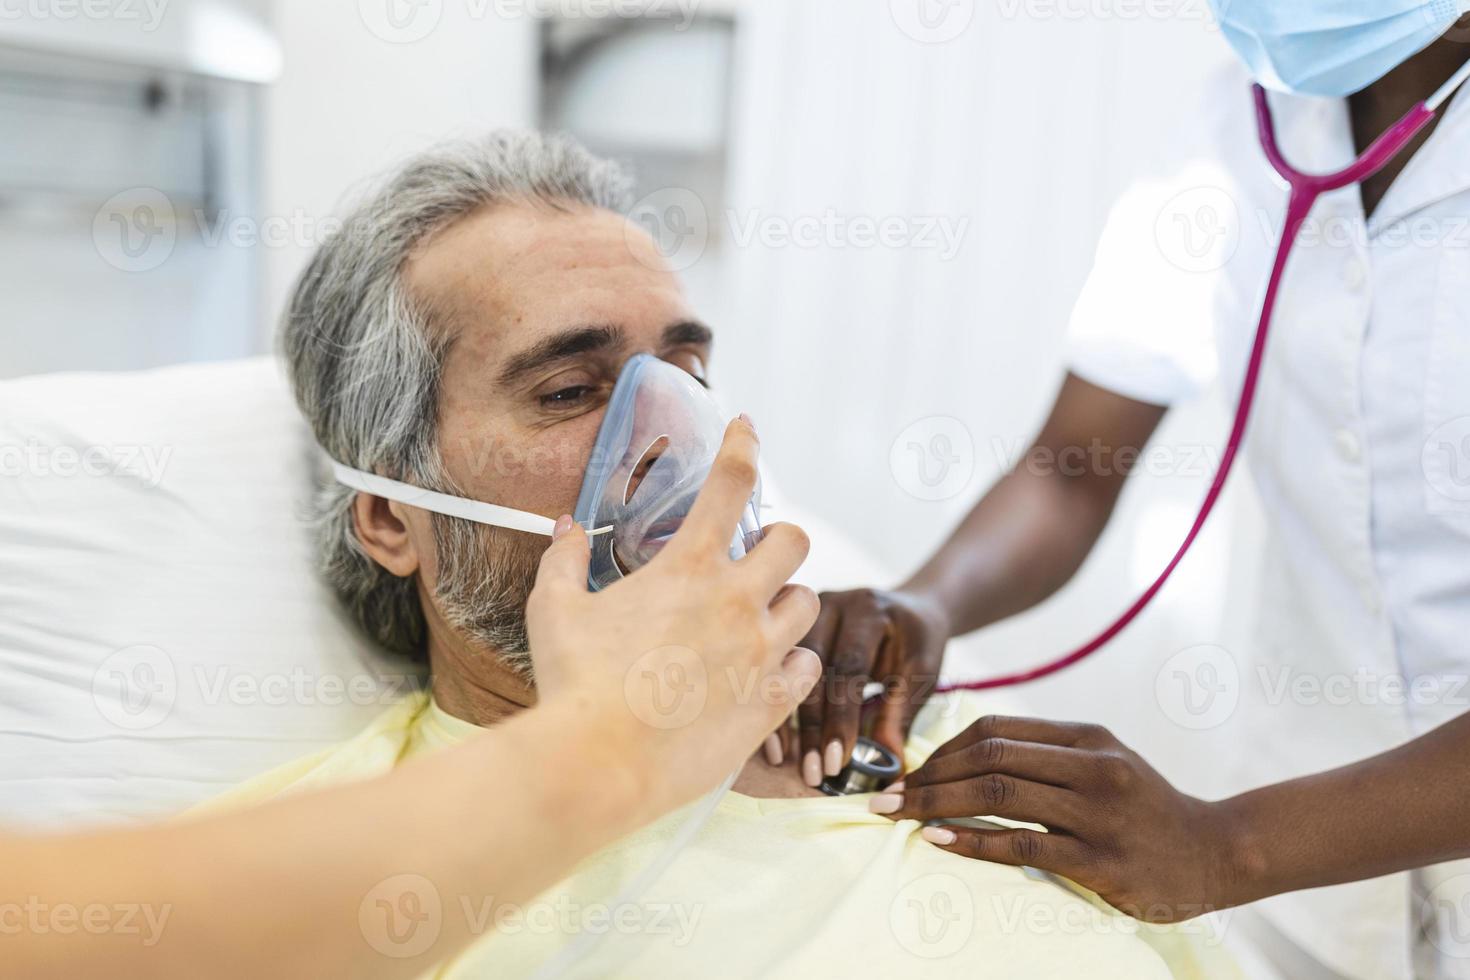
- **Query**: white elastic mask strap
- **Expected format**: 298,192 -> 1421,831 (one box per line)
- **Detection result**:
331,463 -> 611,537
1428,56 -> 1470,111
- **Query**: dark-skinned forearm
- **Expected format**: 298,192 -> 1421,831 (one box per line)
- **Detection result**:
1220,710 -> 1470,907
901,373 -> 1167,638
901,465 -> 1116,635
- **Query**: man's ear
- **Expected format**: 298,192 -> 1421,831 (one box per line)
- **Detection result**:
352,494 -> 422,577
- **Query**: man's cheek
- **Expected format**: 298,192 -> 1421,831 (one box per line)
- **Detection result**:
522,440 -> 575,489
498,436 -> 594,518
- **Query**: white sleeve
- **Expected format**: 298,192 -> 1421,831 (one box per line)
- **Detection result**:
1064,160 -> 1233,407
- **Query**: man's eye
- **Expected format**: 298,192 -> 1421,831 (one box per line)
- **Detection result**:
541,385 -> 594,406
667,354 -> 708,388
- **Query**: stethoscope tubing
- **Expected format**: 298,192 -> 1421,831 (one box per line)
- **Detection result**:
930,80 -> 1451,696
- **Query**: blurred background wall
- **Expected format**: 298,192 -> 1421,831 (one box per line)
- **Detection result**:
0,0 -> 1262,799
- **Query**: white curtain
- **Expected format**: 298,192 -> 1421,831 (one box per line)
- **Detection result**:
708,0 -> 1260,799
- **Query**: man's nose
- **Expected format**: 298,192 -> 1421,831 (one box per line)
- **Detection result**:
624,436 -> 670,504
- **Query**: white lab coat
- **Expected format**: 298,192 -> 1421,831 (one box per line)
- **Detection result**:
1065,63 -> 1470,980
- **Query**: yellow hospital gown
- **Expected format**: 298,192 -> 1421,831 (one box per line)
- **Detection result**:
201,692 -> 1239,979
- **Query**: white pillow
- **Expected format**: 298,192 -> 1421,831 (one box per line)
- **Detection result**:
0,356 -> 886,830
0,358 -> 421,829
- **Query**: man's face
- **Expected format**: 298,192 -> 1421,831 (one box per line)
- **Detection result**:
398,200 -> 713,669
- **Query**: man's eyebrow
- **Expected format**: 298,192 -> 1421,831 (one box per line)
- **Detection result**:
496,325 -> 625,388
662,320 -> 713,349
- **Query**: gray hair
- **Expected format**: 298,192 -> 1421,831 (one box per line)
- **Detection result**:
281,130 -> 634,660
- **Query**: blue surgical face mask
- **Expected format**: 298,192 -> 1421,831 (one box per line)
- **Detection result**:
1209,0 -> 1470,98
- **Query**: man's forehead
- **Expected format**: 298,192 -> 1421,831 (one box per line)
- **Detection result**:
402,200 -> 697,372
406,200 -> 665,297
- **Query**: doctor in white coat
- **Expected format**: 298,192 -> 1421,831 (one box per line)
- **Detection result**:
798,3 -> 1470,979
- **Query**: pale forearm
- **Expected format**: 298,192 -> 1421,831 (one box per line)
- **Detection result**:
4,695 -> 649,980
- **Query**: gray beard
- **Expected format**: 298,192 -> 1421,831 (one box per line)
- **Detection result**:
430,514 -> 545,680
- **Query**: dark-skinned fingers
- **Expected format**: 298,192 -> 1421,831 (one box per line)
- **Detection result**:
869,674 -> 910,761
905,739 -> 1097,792
869,632 -> 917,758
926,715 -> 1113,763
880,773 -> 1085,830
797,592 -> 839,657
919,825 -> 1086,875
874,668 -> 941,761
817,617 -> 885,779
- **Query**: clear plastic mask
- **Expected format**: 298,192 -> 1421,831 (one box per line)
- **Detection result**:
574,354 -> 762,591
329,353 -> 761,593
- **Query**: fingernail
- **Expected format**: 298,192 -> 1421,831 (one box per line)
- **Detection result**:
887,780 -> 905,794
763,733 -> 783,767
739,412 -> 757,435
869,793 -> 903,815
921,826 -> 957,846
802,751 -> 822,787
552,514 -> 573,540
823,739 -> 845,777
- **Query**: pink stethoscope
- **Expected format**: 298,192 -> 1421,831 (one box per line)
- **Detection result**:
934,62 -> 1470,696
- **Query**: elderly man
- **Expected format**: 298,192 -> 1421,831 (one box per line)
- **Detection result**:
208,132 -> 1233,978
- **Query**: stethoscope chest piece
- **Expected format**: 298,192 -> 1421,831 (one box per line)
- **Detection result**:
820,736 -> 902,796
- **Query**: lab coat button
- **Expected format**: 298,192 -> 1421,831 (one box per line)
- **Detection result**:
1336,429 -> 1361,462
1342,258 -> 1367,291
